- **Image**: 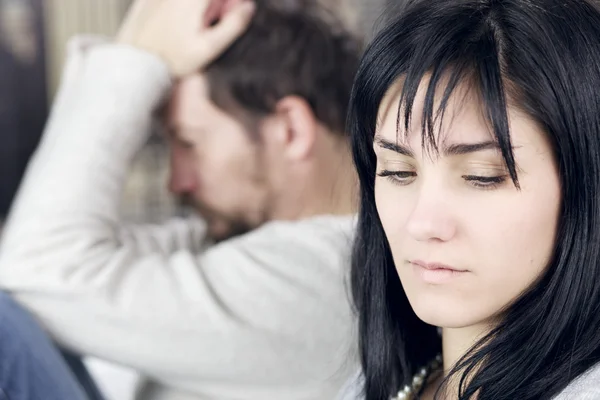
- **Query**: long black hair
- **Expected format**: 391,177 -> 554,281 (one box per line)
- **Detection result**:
349,0 -> 600,399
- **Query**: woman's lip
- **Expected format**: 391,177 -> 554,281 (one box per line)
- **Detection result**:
409,260 -> 470,284
409,260 -> 468,272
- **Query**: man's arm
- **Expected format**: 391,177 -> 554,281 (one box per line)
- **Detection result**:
0,0 -> 257,256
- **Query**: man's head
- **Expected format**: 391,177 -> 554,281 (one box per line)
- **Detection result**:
166,0 -> 361,241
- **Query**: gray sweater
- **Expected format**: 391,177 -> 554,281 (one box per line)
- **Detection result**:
338,363 -> 600,399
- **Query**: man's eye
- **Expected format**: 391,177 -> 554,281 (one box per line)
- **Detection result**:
176,138 -> 195,149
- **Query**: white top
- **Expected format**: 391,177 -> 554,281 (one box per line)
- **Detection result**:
338,364 -> 600,400
0,37 -> 358,400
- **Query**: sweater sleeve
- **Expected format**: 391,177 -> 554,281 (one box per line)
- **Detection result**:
336,371 -> 364,400
0,37 -> 355,396
7,36 -> 208,256
554,363 -> 600,399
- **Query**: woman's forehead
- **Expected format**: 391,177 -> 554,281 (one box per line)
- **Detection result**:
376,83 -> 494,146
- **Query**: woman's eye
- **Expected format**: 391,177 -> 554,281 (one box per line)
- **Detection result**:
377,170 -> 416,186
376,170 -> 508,189
463,175 -> 508,189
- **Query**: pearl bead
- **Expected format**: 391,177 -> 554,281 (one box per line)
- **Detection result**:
390,354 -> 442,400
395,392 -> 408,400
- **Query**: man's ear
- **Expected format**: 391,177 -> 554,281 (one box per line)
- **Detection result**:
270,95 -> 318,161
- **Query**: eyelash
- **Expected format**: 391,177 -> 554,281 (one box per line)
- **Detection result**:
377,170 -> 416,184
462,175 -> 507,189
377,170 -> 508,189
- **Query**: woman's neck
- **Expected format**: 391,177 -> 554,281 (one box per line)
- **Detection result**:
427,324 -> 491,398
442,325 -> 487,372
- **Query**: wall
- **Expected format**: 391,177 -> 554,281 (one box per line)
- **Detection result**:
44,0 -> 131,98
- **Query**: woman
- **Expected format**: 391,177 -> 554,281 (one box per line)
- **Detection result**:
344,0 -> 600,399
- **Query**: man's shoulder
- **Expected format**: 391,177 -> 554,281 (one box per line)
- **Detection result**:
238,214 -> 356,249
209,214 -> 357,273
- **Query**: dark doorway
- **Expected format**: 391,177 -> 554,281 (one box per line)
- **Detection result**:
0,0 -> 48,219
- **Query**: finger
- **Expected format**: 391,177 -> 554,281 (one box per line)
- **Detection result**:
222,0 -> 244,15
118,0 -> 161,38
200,0 -> 255,58
203,0 -> 243,27
203,0 -> 225,27
122,0 -> 161,27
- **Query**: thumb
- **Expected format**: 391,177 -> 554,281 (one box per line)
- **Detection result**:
200,0 -> 256,61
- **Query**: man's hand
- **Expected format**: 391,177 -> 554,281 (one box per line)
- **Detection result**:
117,0 -> 255,76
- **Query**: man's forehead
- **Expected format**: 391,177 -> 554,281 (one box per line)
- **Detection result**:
167,74 -> 213,126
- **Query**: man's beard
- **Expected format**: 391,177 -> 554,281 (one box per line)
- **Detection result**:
178,195 -> 254,243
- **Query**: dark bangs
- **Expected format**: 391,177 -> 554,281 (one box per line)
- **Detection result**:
351,0 -> 521,187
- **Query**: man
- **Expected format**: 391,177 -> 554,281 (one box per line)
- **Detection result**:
0,0 -> 360,399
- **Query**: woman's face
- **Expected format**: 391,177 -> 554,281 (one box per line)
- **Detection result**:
374,79 -> 561,329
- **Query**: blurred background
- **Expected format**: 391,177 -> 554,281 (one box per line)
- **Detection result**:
0,0 -> 389,229
0,0 -> 388,398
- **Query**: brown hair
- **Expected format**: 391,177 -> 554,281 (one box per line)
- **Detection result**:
204,0 -> 362,136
